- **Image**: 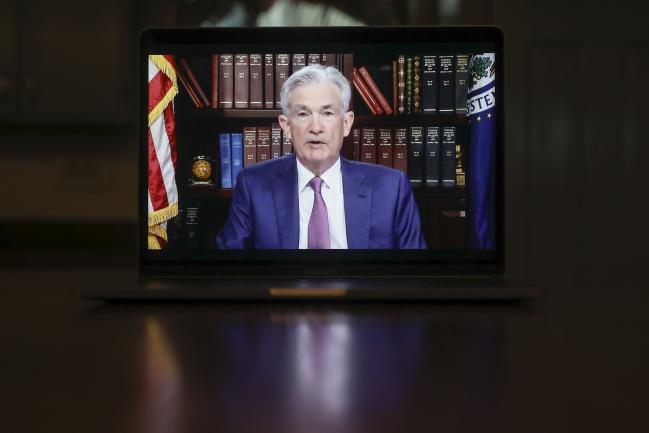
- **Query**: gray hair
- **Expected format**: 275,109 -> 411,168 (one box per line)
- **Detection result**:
279,64 -> 351,115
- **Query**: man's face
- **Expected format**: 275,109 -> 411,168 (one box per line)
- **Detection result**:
279,81 -> 354,175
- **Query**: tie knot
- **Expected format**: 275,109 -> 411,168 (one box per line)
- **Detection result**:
309,176 -> 323,193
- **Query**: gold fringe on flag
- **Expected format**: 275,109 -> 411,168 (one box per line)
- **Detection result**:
148,202 -> 178,228
148,54 -> 179,127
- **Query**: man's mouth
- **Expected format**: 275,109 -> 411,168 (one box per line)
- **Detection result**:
307,140 -> 325,145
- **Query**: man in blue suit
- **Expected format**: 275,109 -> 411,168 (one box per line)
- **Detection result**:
217,65 -> 426,249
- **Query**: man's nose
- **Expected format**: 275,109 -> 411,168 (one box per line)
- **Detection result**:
308,113 -> 325,133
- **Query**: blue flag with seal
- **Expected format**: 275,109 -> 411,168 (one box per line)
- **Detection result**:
467,53 -> 496,249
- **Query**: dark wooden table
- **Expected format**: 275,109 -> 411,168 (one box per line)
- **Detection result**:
1,267 -> 647,433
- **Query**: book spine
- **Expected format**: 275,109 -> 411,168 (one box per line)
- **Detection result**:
406,57 -> 413,114
359,66 -> 393,115
282,129 -> 292,155
307,54 -> 320,65
392,60 -> 398,115
176,66 -> 201,108
234,54 -> 249,109
219,54 -> 234,108
256,127 -> 271,162
342,134 -> 354,160
455,54 -> 470,115
275,54 -> 289,109
219,133 -> 232,188
377,128 -> 393,168
264,54 -> 274,109
271,123 -> 282,158
393,128 -> 408,174
441,126 -> 456,187
179,58 -> 209,107
413,56 -> 421,114
243,127 -> 257,167
455,128 -> 466,187
230,133 -> 243,187
292,53 -> 306,73
211,54 -> 219,108
424,126 -> 440,186
439,55 -> 454,113
352,128 -> 360,161
323,53 -> 336,66
422,55 -> 438,114
408,126 -> 424,185
361,128 -> 377,163
352,68 -> 382,115
249,54 -> 263,109
398,55 -> 405,114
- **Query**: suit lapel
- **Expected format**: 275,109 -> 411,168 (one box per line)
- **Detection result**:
342,159 -> 371,249
272,155 -> 299,248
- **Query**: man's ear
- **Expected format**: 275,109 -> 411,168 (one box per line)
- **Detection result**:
343,111 -> 354,137
278,114 -> 291,140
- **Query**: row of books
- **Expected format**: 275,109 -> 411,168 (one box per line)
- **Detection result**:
346,127 -> 464,187
218,124 -> 292,188
178,54 -> 353,110
353,54 -> 471,116
216,125 -> 463,189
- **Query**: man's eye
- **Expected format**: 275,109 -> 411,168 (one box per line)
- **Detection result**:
324,111 -> 334,116
297,112 -> 308,118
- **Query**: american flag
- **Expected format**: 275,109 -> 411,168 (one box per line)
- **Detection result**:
147,55 -> 178,249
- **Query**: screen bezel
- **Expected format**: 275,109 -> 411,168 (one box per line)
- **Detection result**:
139,26 -> 505,277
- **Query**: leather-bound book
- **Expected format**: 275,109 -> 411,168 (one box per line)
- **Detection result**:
352,68 -> 382,115
275,54 -> 289,109
343,54 -> 354,106
219,54 -> 234,108
234,54 -> 249,109
441,126 -> 456,186
422,55 -> 438,114
219,133 -> 232,188
292,54 -> 306,73
361,128 -> 377,164
257,127 -> 271,162
352,128 -> 360,161
282,128 -> 292,155
413,56 -> 421,114
377,128 -> 393,168
249,54 -> 263,109
307,54 -> 320,65
439,55 -> 454,113
392,60 -> 398,115
322,54 -> 336,67
358,66 -> 393,115
210,54 -> 219,108
455,54 -> 470,114
243,127 -> 257,167
424,126 -> 440,186
176,66 -> 201,108
271,123 -> 282,159
179,58 -> 209,107
393,128 -> 408,174
406,57 -> 413,114
397,55 -> 405,114
264,54 -> 274,109
408,126 -> 424,185
231,133 -> 243,187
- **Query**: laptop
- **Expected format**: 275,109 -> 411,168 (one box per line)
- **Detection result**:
81,26 -> 539,300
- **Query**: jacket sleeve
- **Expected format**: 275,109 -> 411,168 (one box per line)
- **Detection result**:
216,170 -> 254,249
394,171 -> 428,249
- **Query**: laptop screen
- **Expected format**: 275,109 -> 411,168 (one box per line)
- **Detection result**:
140,27 -> 503,276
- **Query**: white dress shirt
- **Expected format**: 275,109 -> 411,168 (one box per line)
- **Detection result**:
296,157 -> 348,249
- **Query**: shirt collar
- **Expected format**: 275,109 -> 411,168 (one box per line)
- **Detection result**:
296,156 -> 342,194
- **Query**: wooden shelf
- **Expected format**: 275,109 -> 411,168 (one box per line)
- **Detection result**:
183,184 -> 232,198
179,108 -> 282,119
354,113 -> 469,127
412,185 -> 467,199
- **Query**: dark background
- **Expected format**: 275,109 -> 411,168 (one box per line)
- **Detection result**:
1,0 -> 648,285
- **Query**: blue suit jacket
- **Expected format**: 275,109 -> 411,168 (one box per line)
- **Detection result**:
216,154 -> 427,249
